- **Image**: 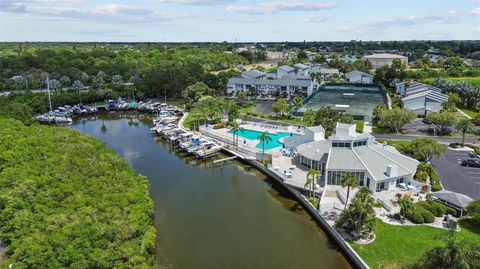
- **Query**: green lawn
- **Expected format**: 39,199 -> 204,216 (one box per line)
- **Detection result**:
375,139 -> 411,150
355,121 -> 365,133
422,77 -> 480,86
458,106 -> 479,118
351,219 -> 480,269
183,112 -> 194,129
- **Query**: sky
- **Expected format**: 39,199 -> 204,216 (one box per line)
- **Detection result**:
0,0 -> 479,42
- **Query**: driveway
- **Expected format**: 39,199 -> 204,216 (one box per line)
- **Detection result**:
431,149 -> 480,199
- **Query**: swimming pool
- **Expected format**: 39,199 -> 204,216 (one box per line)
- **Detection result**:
229,129 -> 296,150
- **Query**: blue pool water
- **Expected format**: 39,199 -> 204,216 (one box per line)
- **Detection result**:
229,129 -> 296,150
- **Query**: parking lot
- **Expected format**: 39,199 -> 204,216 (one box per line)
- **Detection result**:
431,149 -> 480,199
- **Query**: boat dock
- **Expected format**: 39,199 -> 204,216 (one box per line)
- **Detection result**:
212,156 -> 237,164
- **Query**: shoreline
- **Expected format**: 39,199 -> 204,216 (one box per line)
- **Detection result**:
177,111 -> 370,269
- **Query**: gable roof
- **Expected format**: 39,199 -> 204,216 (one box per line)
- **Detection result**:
346,70 -> 373,78
242,69 -> 266,78
227,75 -> 312,88
402,90 -> 448,103
293,63 -> 309,70
278,65 -> 295,72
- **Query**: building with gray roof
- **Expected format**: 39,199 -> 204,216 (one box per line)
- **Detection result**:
227,69 -> 315,97
432,190 -> 474,217
395,81 -> 448,115
346,71 -> 374,84
288,123 -> 420,193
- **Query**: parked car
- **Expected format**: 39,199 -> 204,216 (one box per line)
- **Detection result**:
461,159 -> 480,167
468,152 -> 480,159
422,118 -> 432,124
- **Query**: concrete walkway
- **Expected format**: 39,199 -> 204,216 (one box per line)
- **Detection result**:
363,122 -> 372,133
456,108 -> 472,119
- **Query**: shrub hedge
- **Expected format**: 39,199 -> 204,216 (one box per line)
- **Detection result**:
407,204 -> 435,224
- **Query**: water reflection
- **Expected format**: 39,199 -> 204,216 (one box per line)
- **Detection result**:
71,113 -> 352,269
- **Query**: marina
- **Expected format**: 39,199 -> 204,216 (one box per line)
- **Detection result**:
70,113 -> 353,269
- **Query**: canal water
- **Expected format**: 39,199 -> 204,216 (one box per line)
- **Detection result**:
71,113 -> 352,269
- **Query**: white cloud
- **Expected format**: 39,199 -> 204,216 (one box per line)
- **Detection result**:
304,14 -> 329,22
0,1 -> 192,23
473,28 -> 480,34
156,0 -> 234,5
472,7 -> 480,16
368,10 -> 468,27
225,6 -> 266,15
226,1 -> 336,15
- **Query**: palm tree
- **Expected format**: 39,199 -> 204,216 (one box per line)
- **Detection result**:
456,117 -> 474,147
341,172 -> 358,209
335,187 -> 376,240
257,131 -> 272,160
397,193 -> 413,219
305,169 -> 320,199
230,122 -> 244,149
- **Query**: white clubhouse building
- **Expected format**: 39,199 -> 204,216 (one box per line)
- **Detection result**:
283,123 -> 421,193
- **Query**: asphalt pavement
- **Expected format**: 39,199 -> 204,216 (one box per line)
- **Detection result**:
431,149 -> 480,199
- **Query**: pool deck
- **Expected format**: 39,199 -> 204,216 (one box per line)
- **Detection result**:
196,118 -> 370,269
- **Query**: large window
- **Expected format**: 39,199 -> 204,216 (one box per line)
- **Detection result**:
327,170 -> 365,185
300,155 -> 324,172
353,140 -> 367,147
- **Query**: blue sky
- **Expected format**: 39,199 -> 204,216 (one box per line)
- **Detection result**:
0,0 -> 479,42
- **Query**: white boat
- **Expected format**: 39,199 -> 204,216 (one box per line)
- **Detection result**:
195,143 -> 222,158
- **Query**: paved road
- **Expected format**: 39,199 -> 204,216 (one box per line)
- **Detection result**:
374,133 -> 480,145
431,149 -> 480,199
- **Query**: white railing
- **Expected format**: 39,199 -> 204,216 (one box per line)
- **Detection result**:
375,196 -> 393,212
199,127 -> 259,157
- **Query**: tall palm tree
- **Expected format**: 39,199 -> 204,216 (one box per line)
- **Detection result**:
230,122 -> 244,149
335,187 -> 376,240
305,169 -> 320,199
456,117 -> 474,147
341,172 -> 358,209
257,131 -> 272,160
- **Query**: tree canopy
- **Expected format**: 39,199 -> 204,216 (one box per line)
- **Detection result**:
0,118 -> 156,268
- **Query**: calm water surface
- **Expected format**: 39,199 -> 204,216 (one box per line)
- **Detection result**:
71,113 -> 352,269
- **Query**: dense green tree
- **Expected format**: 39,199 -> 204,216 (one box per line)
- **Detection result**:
291,96 -> 303,110
426,112 -> 458,135
377,107 -> 416,133
313,107 -> 354,136
466,200 -> 480,224
181,82 -> 215,110
403,137 -> 446,162
0,118 -> 156,268
442,93 -> 461,112
456,117 -> 475,146
272,99 -> 290,117
302,109 -> 316,126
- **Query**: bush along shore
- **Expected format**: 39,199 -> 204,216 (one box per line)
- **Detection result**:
0,118 -> 156,268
